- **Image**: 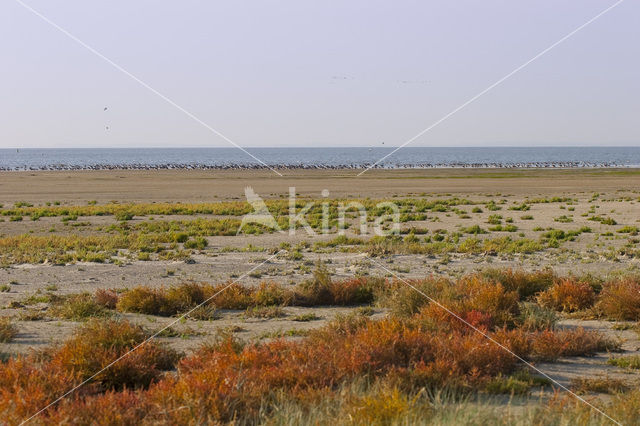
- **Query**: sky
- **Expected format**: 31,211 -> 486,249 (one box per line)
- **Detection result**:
0,0 -> 638,149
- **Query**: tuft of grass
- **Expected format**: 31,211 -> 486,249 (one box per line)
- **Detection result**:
571,376 -> 629,394
509,203 -> 530,211
0,317 -> 18,342
184,237 -> 208,250
484,369 -> 551,395
244,305 -> 287,319
608,355 -> 640,370
554,215 -> 573,223
260,328 -> 310,339
486,214 -> 503,225
292,313 -> 321,322
49,293 -> 110,320
461,225 -> 487,235
517,302 -> 557,331
17,309 -> 46,321
187,304 -> 220,321
617,226 -> 639,234
137,252 -> 151,261
589,215 -> 617,225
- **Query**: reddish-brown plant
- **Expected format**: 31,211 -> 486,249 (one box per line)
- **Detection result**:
94,288 -> 119,309
537,278 -> 595,312
597,278 -> 640,320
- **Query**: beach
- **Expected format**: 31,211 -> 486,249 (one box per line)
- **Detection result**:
3,167 -> 640,423
3,168 -> 640,203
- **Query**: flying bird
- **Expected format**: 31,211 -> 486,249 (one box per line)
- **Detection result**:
103,107 -> 108,111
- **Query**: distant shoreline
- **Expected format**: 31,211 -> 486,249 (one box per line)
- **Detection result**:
0,161 -> 633,171
3,147 -> 640,171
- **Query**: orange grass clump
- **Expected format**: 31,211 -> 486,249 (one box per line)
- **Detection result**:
597,278 -> 640,320
537,278 -> 595,312
481,268 -> 556,299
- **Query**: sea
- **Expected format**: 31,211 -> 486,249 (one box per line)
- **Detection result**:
1,147 -> 639,170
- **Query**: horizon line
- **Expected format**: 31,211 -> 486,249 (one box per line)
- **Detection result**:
2,145 -> 640,150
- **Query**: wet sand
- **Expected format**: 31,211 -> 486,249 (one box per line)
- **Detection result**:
2,168 -> 640,203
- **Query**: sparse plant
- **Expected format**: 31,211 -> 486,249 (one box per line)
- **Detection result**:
292,313 -> 320,322
0,317 -> 17,342
244,305 -> 287,319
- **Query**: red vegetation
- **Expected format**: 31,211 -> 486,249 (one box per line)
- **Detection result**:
0,319 -> 177,424
94,288 -> 119,309
0,311 -> 616,424
1,269 -> 628,424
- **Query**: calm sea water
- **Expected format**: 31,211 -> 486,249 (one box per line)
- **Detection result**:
1,147 -> 639,170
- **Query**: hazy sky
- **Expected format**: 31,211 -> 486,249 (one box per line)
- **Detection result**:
1,0 -> 638,148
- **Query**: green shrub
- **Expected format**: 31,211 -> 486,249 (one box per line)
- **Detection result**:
115,211 -> 134,221
608,355 -> 640,369
485,370 -> 551,395
184,237 -> 208,250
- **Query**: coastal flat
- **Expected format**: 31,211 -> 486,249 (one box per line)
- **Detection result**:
2,168 -> 640,203
3,168 -> 640,423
